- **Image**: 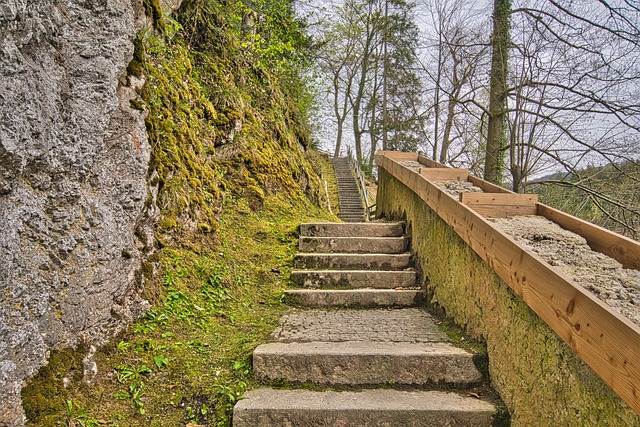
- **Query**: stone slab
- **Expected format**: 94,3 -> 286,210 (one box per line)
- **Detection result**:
233,388 -> 496,427
270,308 -> 446,343
293,253 -> 411,270
300,223 -> 404,238
290,270 -> 417,289
285,289 -> 424,307
253,341 -> 482,385
299,237 -> 408,254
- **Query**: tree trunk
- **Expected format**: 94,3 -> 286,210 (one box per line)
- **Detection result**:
484,0 -> 511,184
334,119 -> 344,157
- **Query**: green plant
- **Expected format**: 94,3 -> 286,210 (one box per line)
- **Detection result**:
114,364 -> 151,384
115,382 -> 146,415
154,355 -> 169,369
65,400 -> 100,427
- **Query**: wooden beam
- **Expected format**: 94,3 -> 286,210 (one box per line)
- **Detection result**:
420,168 -> 469,182
538,204 -> 640,270
375,152 -> 640,415
375,150 -> 418,161
460,193 -> 538,217
417,155 -> 447,168
468,175 -> 512,194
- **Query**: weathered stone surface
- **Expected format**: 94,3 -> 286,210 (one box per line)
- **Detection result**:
0,1 -> 161,424
285,289 -> 424,307
253,341 -> 482,385
270,308 -> 445,343
298,236 -> 408,254
234,388 -> 496,427
293,253 -> 411,270
290,269 -> 417,289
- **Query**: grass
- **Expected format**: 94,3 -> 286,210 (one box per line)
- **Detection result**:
23,190 -> 337,427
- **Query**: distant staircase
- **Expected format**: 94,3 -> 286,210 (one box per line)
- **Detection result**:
333,157 -> 366,222
233,222 -> 499,426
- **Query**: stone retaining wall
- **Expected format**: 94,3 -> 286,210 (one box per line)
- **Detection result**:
377,168 -> 640,426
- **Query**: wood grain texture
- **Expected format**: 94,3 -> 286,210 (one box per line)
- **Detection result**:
460,193 -> 538,217
375,152 -> 640,415
419,168 -> 469,182
468,175 -> 512,194
417,155 -> 447,168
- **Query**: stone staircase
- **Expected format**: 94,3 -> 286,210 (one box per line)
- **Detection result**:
233,222 -> 499,426
333,157 -> 366,222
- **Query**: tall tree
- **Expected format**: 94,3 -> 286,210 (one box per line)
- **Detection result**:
484,0 -> 511,184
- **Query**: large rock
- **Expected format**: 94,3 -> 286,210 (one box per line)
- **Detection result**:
0,1 -> 160,424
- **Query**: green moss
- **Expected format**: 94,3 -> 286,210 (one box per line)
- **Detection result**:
143,0 -> 165,32
129,98 -> 145,111
127,33 -> 146,77
22,346 -> 87,426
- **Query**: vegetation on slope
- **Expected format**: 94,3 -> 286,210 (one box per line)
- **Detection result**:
22,0 -> 338,425
532,161 -> 640,240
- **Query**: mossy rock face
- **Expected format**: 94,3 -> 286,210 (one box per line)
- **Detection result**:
21,0 -> 339,424
376,169 -> 640,427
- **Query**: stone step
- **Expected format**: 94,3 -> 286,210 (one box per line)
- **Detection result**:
290,269 -> 417,288
285,289 -> 424,307
293,253 -> 411,270
337,211 -> 365,215
299,237 -> 408,254
253,341 -> 482,385
300,222 -> 404,237
256,308 -> 483,386
233,389 -> 497,427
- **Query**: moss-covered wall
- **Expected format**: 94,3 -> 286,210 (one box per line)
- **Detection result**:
377,168 -> 640,426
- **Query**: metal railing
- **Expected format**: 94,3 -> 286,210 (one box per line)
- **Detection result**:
345,147 -> 376,220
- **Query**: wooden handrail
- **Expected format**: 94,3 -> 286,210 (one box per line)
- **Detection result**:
375,150 -> 640,415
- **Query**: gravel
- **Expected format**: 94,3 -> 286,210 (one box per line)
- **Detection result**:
490,216 -> 640,326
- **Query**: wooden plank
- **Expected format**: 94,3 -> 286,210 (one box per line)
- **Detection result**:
468,175 -> 512,194
538,204 -> 640,270
420,168 -> 469,182
375,152 -> 640,415
460,193 -> 539,205
417,155 -> 447,168
376,150 -> 418,161
460,193 -> 538,217
462,204 -> 538,217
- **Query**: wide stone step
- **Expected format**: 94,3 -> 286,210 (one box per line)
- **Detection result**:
299,237 -> 408,254
293,253 -> 411,270
290,269 -> 417,288
300,222 -> 404,237
233,389 -> 496,427
253,341 -> 482,385
285,289 -> 424,307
